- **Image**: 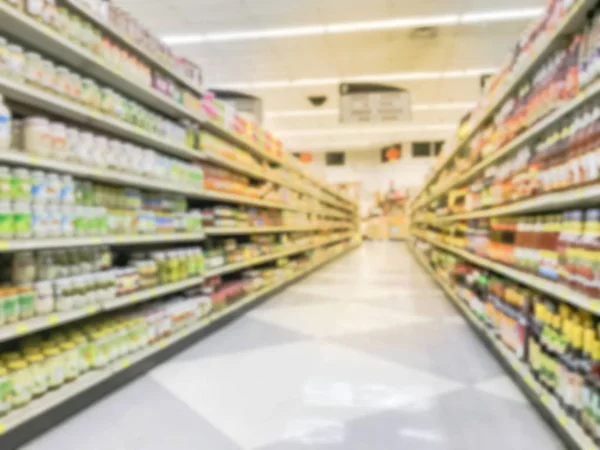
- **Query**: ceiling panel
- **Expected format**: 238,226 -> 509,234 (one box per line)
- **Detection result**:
114,0 -> 545,149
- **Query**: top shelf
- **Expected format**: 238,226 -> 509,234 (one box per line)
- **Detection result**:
413,0 -> 595,207
64,0 -> 204,98
0,2 -> 357,210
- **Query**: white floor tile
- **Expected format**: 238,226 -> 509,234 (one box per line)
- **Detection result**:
474,376 -> 528,404
149,340 -> 464,449
249,301 -> 434,337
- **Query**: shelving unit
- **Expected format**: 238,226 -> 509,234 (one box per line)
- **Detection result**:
411,0 -> 596,212
0,1 -> 360,446
409,1 -> 600,449
408,243 -> 596,450
0,243 -> 359,448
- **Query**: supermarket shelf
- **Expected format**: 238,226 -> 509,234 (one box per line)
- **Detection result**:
409,243 -> 594,450
103,276 -> 205,311
0,276 -> 206,345
204,234 -> 354,277
414,78 -> 600,212
0,2 -> 200,122
0,242 -> 360,448
0,232 -> 206,253
200,122 -> 282,168
414,234 -> 600,315
415,183 -> 600,224
204,224 -> 352,236
412,0 -> 596,210
0,76 -> 198,161
0,150 -> 328,212
64,0 -> 204,98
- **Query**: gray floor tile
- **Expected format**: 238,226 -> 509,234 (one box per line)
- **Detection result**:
173,315 -> 312,362
23,376 -> 242,450
255,389 -> 565,450
331,321 -> 504,384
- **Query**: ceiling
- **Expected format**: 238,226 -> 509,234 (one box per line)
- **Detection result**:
116,0 -> 546,152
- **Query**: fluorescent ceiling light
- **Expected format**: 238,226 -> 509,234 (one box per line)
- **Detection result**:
211,68 -> 496,90
266,103 -> 475,118
276,124 -> 455,137
162,8 -> 543,45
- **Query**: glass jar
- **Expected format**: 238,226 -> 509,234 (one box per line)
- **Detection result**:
25,0 -> 43,20
26,353 -> 46,396
24,52 -> 42,86
12,251 -> 35,284
34,280 -> 54,315
43,347 -> 64,389
0,94 -> 11,151
12,200 -> 32,238
0,200 -> 13,239
49,122 -> 66,158
32,202 -> 48,238
3,288 -> 19,323
60,204 -> 74,236
45,172 -> 61,203
5,45 -> 24,81
0,167 -> 11,201
55,277 -> 73,311
40,59 -> 56,91
7,359 -> 31,407
61,341 -> 79,381
23,117 -> 51,156
60,175 -> 74,204
72,334 -> 89,374
11,167 -> 31,200
55,66 -> 70,97
31,170 -> 46,204
17,285 -> 34,320
0,366 -> 11,416
65,127 -> 79,161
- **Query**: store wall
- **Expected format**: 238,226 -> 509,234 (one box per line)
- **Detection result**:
303,148 -> 435,215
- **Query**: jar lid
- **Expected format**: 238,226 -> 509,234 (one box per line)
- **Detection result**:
27,353 -> 44,363
7,360 -> 27,370
43,348 -> 60,357
61,342 -> 76,351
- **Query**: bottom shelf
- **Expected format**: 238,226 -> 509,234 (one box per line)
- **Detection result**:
408,242 -> 596,450
0,242 -> 360,448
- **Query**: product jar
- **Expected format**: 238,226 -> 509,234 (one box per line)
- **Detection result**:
49,122 -> 66,158
0,94 -> 11,150
17,285 -> 34,320
23,52 -> 42,85
23,117 -> 51,156
61,341 -> 79,381
3,288 -> 19,323
34,280 -> 54,315
5,45 -> 24,80
12,200 -> 32,238
0,367 -> 11,416
7,359 -> 31,407
0,167 -> 10,201
26,353 -> 46,396
11,168 -> 31,201
0,200 -> 13,239
43,347 -> 64,389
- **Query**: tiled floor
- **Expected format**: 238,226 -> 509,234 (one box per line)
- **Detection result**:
24,242 -> 566,450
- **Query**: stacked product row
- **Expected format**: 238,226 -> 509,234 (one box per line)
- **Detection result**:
415,242 -> 600,445
0,0 -> 359,445
410,1 -> 600,449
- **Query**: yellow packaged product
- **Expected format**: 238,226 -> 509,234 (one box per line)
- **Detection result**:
7,359 -> 31,407
61,341 -> 79,381
0,366 -> 11,415
43,347 -> 64,388
26,353 -> 47,396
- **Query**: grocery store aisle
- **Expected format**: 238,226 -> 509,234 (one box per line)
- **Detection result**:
24,242 -> 564,450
